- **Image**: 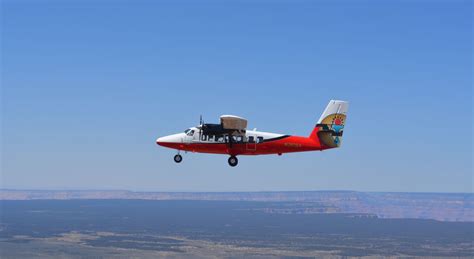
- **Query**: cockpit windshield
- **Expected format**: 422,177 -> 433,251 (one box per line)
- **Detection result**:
184,128 -> 194,136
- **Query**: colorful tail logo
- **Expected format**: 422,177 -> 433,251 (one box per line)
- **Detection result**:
315,100 -> 349,148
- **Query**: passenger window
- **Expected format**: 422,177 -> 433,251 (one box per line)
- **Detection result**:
217,136 -> 224,142
236,136 -> 243,142
248,136 -> 255,143
257,137 -> 264,143
201,134 -> 207,141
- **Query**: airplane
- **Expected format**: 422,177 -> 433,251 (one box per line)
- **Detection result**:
156,100 -> 349,167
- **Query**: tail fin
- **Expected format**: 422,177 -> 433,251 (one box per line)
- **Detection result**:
309,100 -> 349,148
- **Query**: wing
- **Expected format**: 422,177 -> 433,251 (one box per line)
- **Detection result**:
220,115 -> 247,131
200,115 -> 248,136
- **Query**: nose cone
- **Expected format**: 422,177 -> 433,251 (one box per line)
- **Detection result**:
156,133 -> 183,146
156,136 -> 171,146
156,137 -> 164,146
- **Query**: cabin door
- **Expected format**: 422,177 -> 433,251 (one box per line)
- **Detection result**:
246,136 -> 256,151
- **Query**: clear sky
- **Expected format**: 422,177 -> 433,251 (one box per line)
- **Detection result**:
1,0 -> 472,192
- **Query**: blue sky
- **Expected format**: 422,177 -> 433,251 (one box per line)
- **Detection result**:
2,0 -> 472,192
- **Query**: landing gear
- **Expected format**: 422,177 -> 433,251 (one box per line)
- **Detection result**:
174,154 -> 183,163
228,156 -> 238,167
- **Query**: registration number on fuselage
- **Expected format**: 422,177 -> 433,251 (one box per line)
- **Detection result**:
284,143 -> 302,148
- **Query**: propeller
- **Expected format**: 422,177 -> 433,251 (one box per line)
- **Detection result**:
199,115 -> 203,141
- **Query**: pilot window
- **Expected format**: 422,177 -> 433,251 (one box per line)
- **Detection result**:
248,136 -> 255,143
257,136 -> 264,143
187,130 -> 194,136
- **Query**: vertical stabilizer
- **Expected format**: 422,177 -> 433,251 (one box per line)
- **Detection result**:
309,100 -> 349,148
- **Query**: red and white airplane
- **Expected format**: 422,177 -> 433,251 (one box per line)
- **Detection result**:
156,100 -> 349,167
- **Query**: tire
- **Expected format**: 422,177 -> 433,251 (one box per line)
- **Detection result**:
174,154 -> 183,163
228,156 -> 238,167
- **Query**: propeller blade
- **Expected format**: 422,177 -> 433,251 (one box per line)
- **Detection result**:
199,115 -> 203,141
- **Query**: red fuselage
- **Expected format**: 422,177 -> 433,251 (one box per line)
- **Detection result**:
157,134 -> 331,156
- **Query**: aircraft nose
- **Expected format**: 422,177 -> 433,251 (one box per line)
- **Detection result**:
156,137 -> 169,146
156,135 -> 175,146
156,133 -> 185,147
156,137 -> 163,145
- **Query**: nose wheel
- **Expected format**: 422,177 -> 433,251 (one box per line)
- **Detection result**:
228,156 -> 238,167
174,154 -> 183,163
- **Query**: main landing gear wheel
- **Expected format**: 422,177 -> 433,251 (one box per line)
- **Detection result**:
228,156 -> 238,167
174,154 -> 183,163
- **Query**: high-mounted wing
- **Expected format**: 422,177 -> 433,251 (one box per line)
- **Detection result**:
220,115 -> 247,131
199,115 -> 248,137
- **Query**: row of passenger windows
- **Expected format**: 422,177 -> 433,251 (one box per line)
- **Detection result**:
201,135 -> 264,143
184,129 -> 264,143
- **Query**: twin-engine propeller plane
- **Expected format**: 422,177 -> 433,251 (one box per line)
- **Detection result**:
156,100 -> 349,167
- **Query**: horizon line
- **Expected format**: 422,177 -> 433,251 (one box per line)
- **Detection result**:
1,189 -> 472,195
